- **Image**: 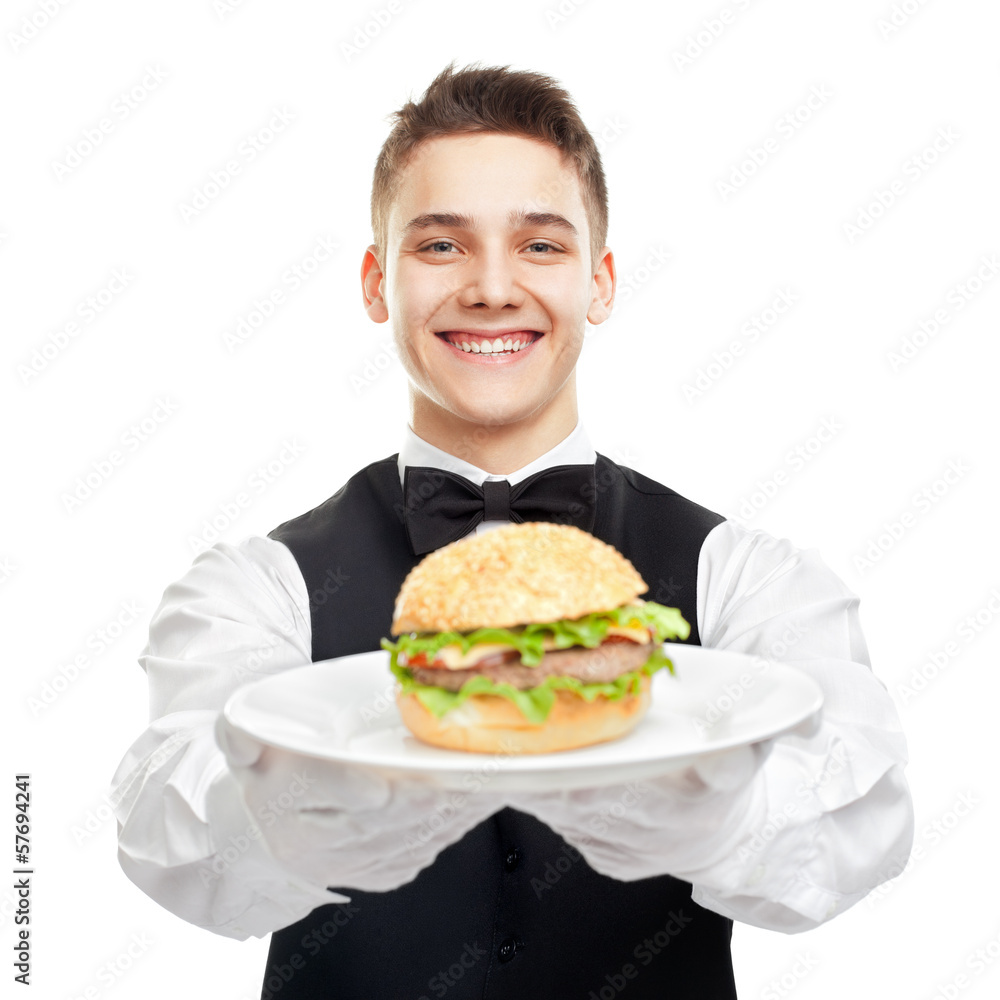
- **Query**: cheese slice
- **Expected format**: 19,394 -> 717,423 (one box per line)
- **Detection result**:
419,624 -> 652,670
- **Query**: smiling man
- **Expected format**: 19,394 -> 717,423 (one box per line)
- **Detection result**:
112,64 -> 913,999
367,129 -> 607,472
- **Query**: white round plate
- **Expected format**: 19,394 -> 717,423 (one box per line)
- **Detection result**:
223,645 -> 823,791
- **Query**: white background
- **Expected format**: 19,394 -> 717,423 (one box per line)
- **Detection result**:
4,0 -> 999,997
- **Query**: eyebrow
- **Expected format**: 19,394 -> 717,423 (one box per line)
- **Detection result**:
401,209 -> 579,240
507,209 -> 579,238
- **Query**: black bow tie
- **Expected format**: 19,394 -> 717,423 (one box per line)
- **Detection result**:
402,464 -> 597,555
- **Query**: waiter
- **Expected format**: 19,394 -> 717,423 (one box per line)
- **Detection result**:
112,63 -> 914,998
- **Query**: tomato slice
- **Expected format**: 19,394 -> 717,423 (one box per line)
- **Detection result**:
405,651 -> 451,668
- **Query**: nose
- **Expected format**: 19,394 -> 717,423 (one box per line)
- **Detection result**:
455,244 -> 523,310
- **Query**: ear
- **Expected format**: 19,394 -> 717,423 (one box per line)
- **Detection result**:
586,246 -> 615,326
361,245 -> 389,323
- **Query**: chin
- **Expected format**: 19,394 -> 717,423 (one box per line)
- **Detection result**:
432,390 -> 545,431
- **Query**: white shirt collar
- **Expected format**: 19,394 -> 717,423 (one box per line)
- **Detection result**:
397,421 -> 596,488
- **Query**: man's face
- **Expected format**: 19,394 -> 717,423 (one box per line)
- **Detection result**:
364,133 -> 613,431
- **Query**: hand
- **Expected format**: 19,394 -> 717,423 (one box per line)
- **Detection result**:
506,742 -> 771,882
215,715 -> 505,893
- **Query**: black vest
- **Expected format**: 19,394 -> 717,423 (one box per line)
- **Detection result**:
264,455 -> 732,1000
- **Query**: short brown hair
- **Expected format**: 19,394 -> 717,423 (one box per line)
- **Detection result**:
370,62 -> 608,267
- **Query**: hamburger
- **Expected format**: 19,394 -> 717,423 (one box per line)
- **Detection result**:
380,522 -> 689,753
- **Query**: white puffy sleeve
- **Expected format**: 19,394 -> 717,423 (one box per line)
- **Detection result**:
111,537 -> 342,940
687,520 -> 914,930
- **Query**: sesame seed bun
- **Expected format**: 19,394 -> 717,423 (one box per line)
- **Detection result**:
396,674 -> 652,754
391,521 -> 647,635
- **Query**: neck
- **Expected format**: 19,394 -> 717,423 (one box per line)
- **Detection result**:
409,378 -> 579,475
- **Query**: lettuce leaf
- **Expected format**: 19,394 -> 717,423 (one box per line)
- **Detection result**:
381,600 -> 690,668
386,643 -> 676,725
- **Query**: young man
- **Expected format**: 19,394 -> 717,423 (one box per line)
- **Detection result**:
113,64 -> 913,998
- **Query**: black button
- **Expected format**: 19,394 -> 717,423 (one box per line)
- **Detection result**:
498,938 -> 518,962
503,848 -> 520,872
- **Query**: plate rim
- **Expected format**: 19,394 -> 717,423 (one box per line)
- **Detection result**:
223,644 -> 824,780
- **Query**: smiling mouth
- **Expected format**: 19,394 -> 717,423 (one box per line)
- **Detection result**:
436,331 -> 544,355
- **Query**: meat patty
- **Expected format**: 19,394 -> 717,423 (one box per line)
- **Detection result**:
409,641 -> 656,691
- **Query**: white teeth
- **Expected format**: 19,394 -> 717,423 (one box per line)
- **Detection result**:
450,333 -> 535,354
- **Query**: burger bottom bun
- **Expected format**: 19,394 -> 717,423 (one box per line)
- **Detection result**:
395,675 -> 652,755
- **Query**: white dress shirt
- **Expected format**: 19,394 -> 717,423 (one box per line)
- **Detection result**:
111,422 -> 913,939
